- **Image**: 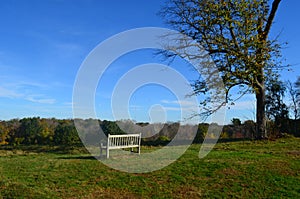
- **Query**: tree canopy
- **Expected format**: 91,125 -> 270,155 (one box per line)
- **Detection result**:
160,0 -> 282,139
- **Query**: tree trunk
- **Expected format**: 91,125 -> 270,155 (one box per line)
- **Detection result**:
254,0 -> 281,140
256,86 -> 267,139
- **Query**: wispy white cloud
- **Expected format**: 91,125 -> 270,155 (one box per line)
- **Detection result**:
7,81 -> 49,90
0,86 -> 22,98
25,95 -> 56,104
163,106 -> 198,112
0,82 -> 56,104
163,106 -> 181,111
161,99 -> 198,107
129,105 -> 143,111
160,100 -> 200,113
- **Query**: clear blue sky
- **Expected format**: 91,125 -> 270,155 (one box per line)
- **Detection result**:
0,0 -> 299,124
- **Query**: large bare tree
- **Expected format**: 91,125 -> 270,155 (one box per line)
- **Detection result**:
160,0 -> 282,139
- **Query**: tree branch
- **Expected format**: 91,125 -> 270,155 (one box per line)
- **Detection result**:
263,0 -> 282,40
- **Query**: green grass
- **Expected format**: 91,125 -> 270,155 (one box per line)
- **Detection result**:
0,138 -> 300,198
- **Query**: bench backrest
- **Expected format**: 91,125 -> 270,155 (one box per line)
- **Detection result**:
108,133 -> 141,149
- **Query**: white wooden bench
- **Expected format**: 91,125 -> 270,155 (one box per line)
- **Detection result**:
100,133 -> 141,158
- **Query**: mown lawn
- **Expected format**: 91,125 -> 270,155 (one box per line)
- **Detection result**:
0,138 -> 299,198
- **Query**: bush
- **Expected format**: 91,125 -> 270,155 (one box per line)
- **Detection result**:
54,123 -> 81,146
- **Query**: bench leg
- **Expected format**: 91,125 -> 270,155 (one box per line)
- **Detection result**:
100,143 -> 106,158
106,147 -> 109,159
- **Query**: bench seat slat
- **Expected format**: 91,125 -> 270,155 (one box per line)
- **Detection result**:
109,145 -> 139,149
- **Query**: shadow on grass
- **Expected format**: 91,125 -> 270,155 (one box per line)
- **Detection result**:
57,155 -> 98,160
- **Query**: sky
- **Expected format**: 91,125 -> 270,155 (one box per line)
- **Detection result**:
0,0 -> 299,124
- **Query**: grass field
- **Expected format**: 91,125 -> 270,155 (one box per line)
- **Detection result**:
0,138 -> 300,198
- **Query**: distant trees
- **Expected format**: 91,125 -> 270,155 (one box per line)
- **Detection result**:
0,114 -> 299,147
0,118 -> 80,146
0,121 -> 9,145
263,76 -> 300,137
231,118 -> 242,126
17,117 -> 41,145
285,77 -> 300,136
100,120 -> 125,136
0,118 -> 131,146
294,77 -> 300,119
37,118 -> 55,145
54,120 -> 81,146
287,80 -> 299,120
265,77 -> 289,121
265,77 -> 288,137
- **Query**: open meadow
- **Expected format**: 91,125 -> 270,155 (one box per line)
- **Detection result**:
0,138 -> 300,198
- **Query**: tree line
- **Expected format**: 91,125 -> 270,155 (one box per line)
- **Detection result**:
0,116 -> 299,147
